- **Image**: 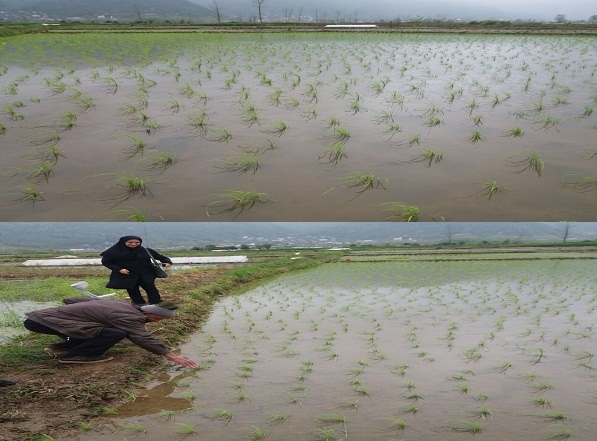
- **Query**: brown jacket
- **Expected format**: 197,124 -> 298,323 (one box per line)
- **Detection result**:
25,297 -> 169,355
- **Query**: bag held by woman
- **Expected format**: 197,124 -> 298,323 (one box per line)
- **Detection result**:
146,249 -> 168,278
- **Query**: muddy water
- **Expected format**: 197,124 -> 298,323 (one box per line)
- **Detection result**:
1,33 -> 596,221
79,260 -> 595,441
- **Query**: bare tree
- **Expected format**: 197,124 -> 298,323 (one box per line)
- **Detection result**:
296,6 -> 303,22
253,0 -> 268,23
209,0 -> 224,23
554,14 -> 567,23
284,7 -> 293,22
133,4 -> 143,22
313,8 -> 320,23
335,9 -> 342,23
556,221 -> 574,244
445,224 -> 453,245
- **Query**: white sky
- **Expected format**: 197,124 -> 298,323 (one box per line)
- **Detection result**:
433,0 -> 594,20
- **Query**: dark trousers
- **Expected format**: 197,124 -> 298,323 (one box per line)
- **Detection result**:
127,279 -> 161,305
24,319 -> 127,357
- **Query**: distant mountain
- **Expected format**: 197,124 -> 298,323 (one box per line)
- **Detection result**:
0,0 -> 210,21
1,223 -> 595,250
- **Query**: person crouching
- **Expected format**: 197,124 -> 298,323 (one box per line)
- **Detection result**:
24,297 -> 199,368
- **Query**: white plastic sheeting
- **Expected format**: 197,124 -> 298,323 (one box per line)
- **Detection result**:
22,256 -> 248,266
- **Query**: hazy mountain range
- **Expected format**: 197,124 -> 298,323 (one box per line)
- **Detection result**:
0,0 -> 589,22
1,223 -> 595,250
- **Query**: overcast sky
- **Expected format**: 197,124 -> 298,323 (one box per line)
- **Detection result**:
454,0 -> 594,20
195,0 -> 594,21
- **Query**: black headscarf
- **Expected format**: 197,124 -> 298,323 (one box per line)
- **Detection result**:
100,236 -> 147,260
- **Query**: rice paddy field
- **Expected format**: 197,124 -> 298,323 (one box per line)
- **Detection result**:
1,32 -> 596,221
80,258 -> 596,441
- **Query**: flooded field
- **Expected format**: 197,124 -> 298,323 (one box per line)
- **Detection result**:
1,33 -> 596,221
80,259 -> 596,441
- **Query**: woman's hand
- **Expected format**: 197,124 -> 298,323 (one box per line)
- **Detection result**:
163,263 -> 172,268
119,269 -> 130,275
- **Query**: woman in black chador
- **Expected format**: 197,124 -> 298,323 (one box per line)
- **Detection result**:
100,235 -> 172,305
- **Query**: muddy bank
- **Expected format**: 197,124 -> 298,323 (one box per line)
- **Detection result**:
0,268 -> 231,441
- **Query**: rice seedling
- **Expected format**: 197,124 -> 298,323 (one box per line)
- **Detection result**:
206,190 -> 272,219
260,120 -> 287,137
99,76 -> 118,94
450,420 -> 484,434
16,183 -> 45,206
140,150 -> 176,173
120,134 -> 147,159
283,97 -> 300,110
542,412 -> 570,421
319,142 -> 348,166
0,123 -> 6,135
78,421 -> 95,431
423,116 -> 443,129
247,426 -> 266,440
582,106 -> 593,117
235,392 -> 250,403
404,391 -> 423,401
112,207 -> 149,222
382,202 -> 420,222
373,111 -> 394,125
473,393 -> 489,402
387,417 -> 407,432
530,347 -> 546,364
506,152 -> 545,176
24,163 -> 54,183
547,428 -> 572,439
471,407 -> 493,420
324,116 -> 341,129
531,381 -> 554,394
336,399 -> 359,411
323,172 -> 388,200
289,394 -> 301,405
535,115 -> 559,130
144,120 -> 162,136
239,103 -> 260,127
188,110 -> 209,135
353,385 -> 371,396
174,423 -> 198,435
239,140 -> 277,155
212,408 -> 233,424
329,128 -> 351,144
463,348 -> 483,362
460,383 -> 470,394
559,173 -> 597,193
212,152 -> 260,175
493,360 -> 512,373
470,180 -> 510,201
404,149 -> 444,167
317,413 -> 348,436
300,106 -> 318,121
5,106 -> 24,121
103,174 -> 154,203
179,83 -> 196,98
266,412 -> 287,426
379,122 -> 403,140
469,130 -> 485,143
205,128 -> 232,143
533,397 -> 554,408
312,427 -> 337,441
122,422 -> 146,433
